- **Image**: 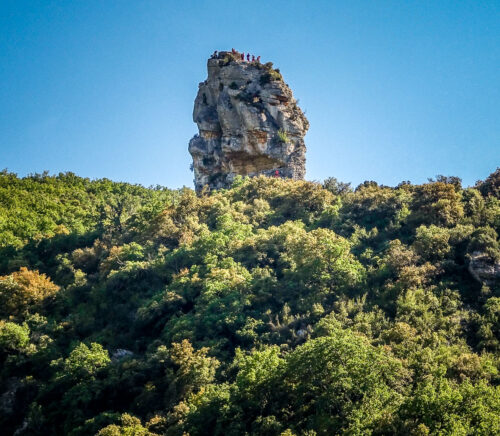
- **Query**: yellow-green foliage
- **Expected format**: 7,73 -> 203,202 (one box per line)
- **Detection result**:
277,129 -> 289,144
0,267 -> 59,317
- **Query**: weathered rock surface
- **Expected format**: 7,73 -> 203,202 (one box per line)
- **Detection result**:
112,349 -> 134,361
0,377 -> 22,417
468,251 -> 500,287
189,51 -> 309,192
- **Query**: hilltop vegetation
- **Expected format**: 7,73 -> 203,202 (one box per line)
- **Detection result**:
0,169 -> 499,435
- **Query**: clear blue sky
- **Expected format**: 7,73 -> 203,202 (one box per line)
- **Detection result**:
1,1 -> 498,188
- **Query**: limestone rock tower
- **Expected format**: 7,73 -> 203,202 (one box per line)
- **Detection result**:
188,50 -> 309,192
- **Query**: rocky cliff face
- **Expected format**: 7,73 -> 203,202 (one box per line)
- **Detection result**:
468,251 -> 500,288
189,51 -> 309,192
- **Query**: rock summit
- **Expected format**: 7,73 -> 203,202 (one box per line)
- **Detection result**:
189,50 -> 309,192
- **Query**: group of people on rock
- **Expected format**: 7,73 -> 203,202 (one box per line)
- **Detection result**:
232,48 -> 261,63
211,49 -> 260,63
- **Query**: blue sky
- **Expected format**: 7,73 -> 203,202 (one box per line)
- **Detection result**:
1,0 -> 498,188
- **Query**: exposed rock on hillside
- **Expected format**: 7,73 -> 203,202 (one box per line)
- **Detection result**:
189,50 -> 309,192
468,251 -> 500,287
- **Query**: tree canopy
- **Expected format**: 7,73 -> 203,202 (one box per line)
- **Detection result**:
0,169 -> 499,435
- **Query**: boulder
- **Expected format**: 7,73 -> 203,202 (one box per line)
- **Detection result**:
468,251 -> 500,287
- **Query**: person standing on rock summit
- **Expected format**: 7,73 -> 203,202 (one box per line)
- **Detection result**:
241,53 -> 245,61
246,53 -> 250,61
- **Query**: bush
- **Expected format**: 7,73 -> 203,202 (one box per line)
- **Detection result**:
476,167 -> 500,198
277,129 -> 289,144
0,320 -> 30,352
61,342 -> 110,378
0,267 -> 60,318
413,225 -> 451,260
259,64 -> 283,85
468,226 -> 500,260
323,177 -> 352,196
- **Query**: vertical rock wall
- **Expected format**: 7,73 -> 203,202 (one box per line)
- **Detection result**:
189,51 -> 309,192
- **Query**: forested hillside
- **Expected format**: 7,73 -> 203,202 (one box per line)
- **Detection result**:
1,170 -> 499,435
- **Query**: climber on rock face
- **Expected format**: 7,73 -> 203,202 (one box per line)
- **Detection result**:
274,170 -> 280,178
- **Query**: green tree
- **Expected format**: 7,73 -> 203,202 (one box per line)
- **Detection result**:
413,225 -> 451,260
0,267 -> 59,318
0,320 -> 30,352
61,342 -> 111,379
97,414 -> 158,436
